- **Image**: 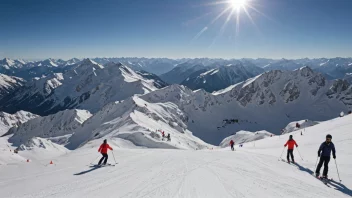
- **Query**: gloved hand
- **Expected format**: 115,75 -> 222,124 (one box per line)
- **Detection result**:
333,156 -> 336,159
318,153 -> 320,157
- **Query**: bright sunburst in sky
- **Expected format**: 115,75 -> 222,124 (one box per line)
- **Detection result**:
0,0 -> 352,59
229,0 -> 248,10
192,0 -> 264,47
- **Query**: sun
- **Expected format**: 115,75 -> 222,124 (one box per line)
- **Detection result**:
191,0 -> 269,45
229,0 -> 247,10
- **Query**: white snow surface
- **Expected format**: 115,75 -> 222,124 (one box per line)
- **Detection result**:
0,111 -> 39,136
219,130 -> 274,147
0,74 -> 25,93
7,109 -> 92,146
67,96 -> 211,150
0,115 -> 352,197
212,82 -> 242,95
283,119 -> 320,134
199,69 -> 217,77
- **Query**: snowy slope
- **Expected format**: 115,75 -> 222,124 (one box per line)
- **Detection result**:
282,119 -> 320,134
314,58 -> 352,79
263,58 -> 303,71
0,111 -> 38,136
67,96 -> 211,150
0,136 -> 26,165
0,74 -> 25,99
160,63 -> 207,84
181,64 -> 264,92
0,135 -> 69,166
65,58 -> 81,66
0,115 -> 352,197
6,109 -> 92,146
93,57 -> 178,75
219,130 -> 273,147
141,67 -> 352,144
233,114 -> 352,190
0,59 -> 167,115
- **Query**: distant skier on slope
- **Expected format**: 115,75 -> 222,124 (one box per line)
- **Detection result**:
284,135 -> 298,163
315,134 -> 336,178
98,139 -> 113,166
167,133 -> 171,141
229,140 -> 235,151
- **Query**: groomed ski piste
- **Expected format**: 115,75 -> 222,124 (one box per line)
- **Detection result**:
1,115 -> 352,197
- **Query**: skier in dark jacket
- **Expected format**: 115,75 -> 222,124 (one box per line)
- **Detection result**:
315,134 -> 336,178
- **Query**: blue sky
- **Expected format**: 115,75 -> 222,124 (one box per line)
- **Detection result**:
1,0 -> 351,59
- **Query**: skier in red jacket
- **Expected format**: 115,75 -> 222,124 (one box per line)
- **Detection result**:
229,140 -> 235,151
98,139 -> 113,166
284,135 -> 298,163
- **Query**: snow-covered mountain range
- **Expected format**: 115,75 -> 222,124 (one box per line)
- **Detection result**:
0,58 -> 26,71
159,63 -> 207,84
181,63 -> 264,92
92,58 -> 178,75
6,109 -> 92,146
1,56 -> 352,147
4,66 -> 350,146
139,67 -> 352,144
2,57 -> 351,84
0,59 -> 167,116
0,74 -> 25,99
0,111 -> 38,136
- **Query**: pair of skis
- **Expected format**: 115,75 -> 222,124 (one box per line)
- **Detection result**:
89,163 -> 117,168
279,158 -> 341,189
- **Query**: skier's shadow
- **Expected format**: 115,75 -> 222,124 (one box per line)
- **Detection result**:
326,179 -> 352,196
74,166 -> 100,176
294,163 -> 352,196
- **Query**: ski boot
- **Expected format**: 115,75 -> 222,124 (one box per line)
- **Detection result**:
315,172 -> 320,178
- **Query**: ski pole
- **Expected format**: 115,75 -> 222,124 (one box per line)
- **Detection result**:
112,150 -> 117,164
278,147 -> 285,161
314,156 -> 319,171
334,159 -> 342,182
296,148 -> 304,161
90,155 -> 100,165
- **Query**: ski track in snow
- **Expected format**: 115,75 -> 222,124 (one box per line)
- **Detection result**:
2,116 -> 352,197
0,149 -> 349,198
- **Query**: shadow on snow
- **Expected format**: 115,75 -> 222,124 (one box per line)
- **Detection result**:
74,165 -> 101,176
294,163 -> 352,197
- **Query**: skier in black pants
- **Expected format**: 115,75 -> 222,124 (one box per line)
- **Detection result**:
315,134 -> 336,178
98,139 -> 113,166
284,135 -> 298,163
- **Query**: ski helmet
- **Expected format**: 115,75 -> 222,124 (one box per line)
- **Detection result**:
326,134 -> 332,139
289,135 -> 293,139
103,139 -> 107,143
